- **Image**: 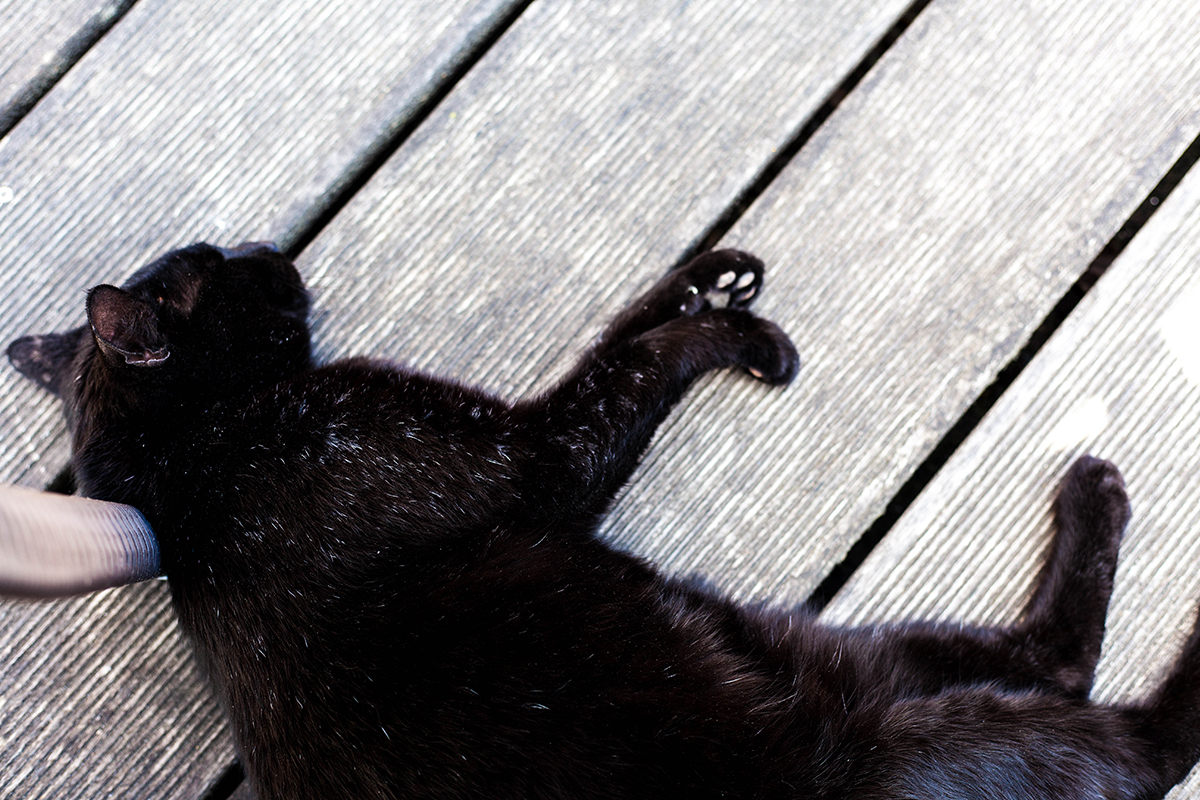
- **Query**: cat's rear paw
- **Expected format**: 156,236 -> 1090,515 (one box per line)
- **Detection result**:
671,250 -> 764,315
1054,455 -> 1131,538
1063,456 -> 1126,499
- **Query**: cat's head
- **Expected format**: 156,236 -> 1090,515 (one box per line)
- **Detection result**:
7,242 -> 312,435
0,242 -> 308,595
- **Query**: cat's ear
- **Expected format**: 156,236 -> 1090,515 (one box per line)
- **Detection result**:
86,285 -> 170,367
7,329 -> 85,396
0,484 -> 161,597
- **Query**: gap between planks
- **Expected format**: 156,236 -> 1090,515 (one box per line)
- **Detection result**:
808,131 -> 1200,610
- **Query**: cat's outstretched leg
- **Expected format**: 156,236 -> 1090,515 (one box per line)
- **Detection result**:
838,456 -> 1129,700
510,251 -> 798,521
591,249 -> 766,353
1010,454 -> 1129,697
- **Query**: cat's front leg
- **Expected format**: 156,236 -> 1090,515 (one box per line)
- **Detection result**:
592,250 -> 767,356
511,297 -> 798,521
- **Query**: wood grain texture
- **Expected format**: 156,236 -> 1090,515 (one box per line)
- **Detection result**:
301,0 -> 913,376
0,0 -> 135,134
823,140 -> 1200,798
0,583 -> 230,796
656,0 -> 1200,604
1,0 -> 1198,797
0,0 -> 521,795
0,0 -> 523,486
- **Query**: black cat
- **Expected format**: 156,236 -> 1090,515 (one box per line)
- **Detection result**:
6,242 -> 1200,799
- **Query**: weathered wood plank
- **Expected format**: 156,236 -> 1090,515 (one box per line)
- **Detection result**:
0,0 -> 920,794
823,150 -> 1200,797
3,0 -> 1199,797
0,0 -> 525,795
302,0 -> 914,378
0,0 -> 135,134
0,0 -> 527,486
648,0 -> 1200,603
295,0 -> 918,571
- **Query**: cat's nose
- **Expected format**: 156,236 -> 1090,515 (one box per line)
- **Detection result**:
216,241 -> 280,259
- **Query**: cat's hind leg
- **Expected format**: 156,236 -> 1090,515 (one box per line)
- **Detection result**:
833,456 -> 1128,700
1121,593 -> 1200,794
1011,454 -> 1129,698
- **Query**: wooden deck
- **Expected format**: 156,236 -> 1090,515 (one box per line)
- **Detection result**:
2,0 -> 1199,796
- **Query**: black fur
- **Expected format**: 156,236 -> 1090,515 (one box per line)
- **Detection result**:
8,242 -> 1200,799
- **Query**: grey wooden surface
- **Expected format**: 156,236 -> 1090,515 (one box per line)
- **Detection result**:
0,0 -> 134,134
301,0 -> 1200,603
825,148 -> 1200,799
625,0 -> 1200,603
2,0 -> 1200,797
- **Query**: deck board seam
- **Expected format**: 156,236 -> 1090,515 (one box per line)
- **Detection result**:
677,0 -> 935,268
197,761 -> 244,800
0,0 -> 139,140
284,0 -> 538,259
199,7 -> 540,795
200,2 -> 921,792
807,130 -> 1200,612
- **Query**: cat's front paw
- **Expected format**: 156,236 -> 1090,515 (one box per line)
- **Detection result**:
746,318 -> 800,385
670,250 -> 764,315
716,310 -> 800,386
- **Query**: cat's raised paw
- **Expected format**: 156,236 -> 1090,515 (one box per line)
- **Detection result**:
671,250 -> 764,315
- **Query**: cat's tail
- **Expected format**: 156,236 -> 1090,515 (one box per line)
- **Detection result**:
1124,609 -> 1200,797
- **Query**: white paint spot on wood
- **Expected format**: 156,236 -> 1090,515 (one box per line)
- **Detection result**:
0,187 -> 13,205
1046,395 -> 1109,451
1159,279 -> 1200,385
